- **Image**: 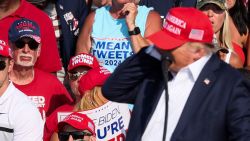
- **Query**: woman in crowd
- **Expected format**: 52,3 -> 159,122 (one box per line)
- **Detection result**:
44,53 -> 131,141
226,0 -> 249,67
197,0 -> 244,68
76,0 -> 161,72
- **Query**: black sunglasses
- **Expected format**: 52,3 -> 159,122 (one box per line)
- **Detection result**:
68,71 -> 88,81
0,60 -> 6,70
58,131 -> 92,141
14,39 -> 39,50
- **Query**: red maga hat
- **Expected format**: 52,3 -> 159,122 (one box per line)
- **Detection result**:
58,112 -> 95,135
147,7 -> 214,50
78,66 -> 111,95
68,53 -> 100,71
0,40 -> 12,58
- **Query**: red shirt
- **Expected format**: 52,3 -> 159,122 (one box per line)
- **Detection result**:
13,69 -> 73,121
44,104 -> 74,141
232,42 -> 245,64
0,0 -> 61,72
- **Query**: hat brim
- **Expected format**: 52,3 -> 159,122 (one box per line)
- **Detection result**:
10,35 -> 41,44
58,121 -> 82,131
147,30 -> 186,51
197,1 -> 226,10
20,35 -> 41,43
68,64 -> 92,72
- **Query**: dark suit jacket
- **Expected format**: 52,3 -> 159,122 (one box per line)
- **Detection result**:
102,48 -> 250,141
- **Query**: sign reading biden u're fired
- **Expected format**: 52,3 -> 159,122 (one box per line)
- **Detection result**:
58,102 -> 131,141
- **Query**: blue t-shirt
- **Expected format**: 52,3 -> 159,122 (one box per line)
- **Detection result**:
91,6 -> 152,72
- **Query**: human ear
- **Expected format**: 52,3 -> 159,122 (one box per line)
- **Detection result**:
7,59 -> 14,73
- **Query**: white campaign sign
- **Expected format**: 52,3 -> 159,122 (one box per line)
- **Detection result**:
57,102 -> 131,141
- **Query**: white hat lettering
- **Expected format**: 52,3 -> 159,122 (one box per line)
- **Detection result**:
166,14 -> 186,28
165,22 -> 182,35
0,40 -> 7,46
72,54 -> 94,66
66,114 -> 83,122
164,13 -> 187,36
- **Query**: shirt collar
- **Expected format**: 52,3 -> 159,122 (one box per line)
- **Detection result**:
186,53 -> 212,81
146,45 -> 161,60
146,46 -> 212,81
170,53 -> 212,82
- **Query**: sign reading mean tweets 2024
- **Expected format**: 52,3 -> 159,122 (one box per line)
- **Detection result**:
58,102 -> 131,141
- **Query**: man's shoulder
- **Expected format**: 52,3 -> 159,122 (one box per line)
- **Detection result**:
205,55 -> 244,81
34,69 -> 61,82
21,1 -> 53,23
22,1 -> 48,16
34,69 -> 68,91
5,83 -> 38,111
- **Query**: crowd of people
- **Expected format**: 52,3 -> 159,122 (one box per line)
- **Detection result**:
0,0 -> 250,141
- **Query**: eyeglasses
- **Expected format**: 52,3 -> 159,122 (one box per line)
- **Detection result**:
58,131 -> 92,141
68,71 -> 88,81
0,57 -> 6,70
14,39 -> 39,50
0,61 -> 6,70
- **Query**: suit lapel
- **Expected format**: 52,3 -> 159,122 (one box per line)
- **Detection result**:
171,54 -> 221,139
126,76 -> 165,141
141,79 -> 165,132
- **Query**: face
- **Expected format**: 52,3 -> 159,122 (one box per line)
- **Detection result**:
166,42 -> 207,73
200,4 -> 226,33
0,56 -> 13,89
68,67 -> 90,96
11,37 -> 40,67
226,0 -> 236,9
59,125 -> 94,141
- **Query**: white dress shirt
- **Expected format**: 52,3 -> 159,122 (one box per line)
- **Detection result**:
142,47 -> 212,141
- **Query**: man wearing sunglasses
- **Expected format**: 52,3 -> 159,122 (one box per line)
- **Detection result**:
56,112 -> 96,141
8,18 -> 73,122
0,39 -> 43,141
0,0 -> 61,73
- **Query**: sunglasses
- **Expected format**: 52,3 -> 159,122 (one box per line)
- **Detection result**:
0,60 -> 6,70
58,131 -> 92,141
14,39 -> 39,50
68,71 -> 88,81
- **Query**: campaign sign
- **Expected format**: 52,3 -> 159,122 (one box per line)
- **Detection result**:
58,102 -> 131,141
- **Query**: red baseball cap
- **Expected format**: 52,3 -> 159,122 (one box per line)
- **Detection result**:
58,112 -> 95,135
78,66 -> 111,95
68,53 -> 100,72
0,40 -> 12,58
147,7 -> 214,50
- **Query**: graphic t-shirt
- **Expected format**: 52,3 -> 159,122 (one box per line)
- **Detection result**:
14,69 -> 73,122
91,6 -> 152,72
